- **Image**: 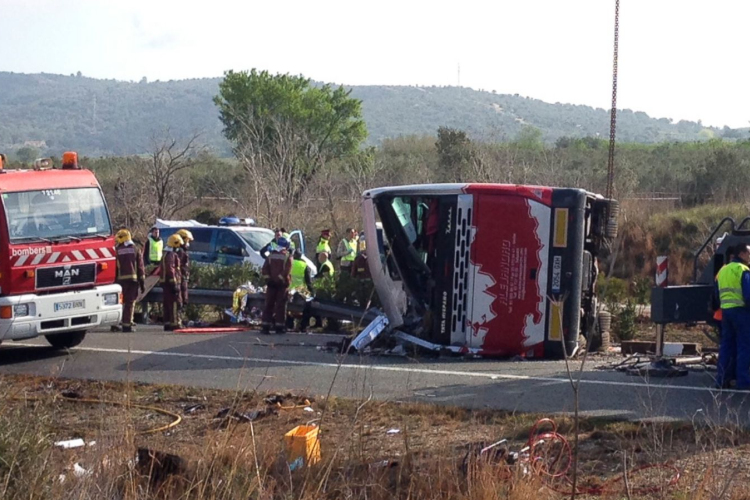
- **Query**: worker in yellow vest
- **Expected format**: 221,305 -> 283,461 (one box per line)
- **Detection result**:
716,243 -> 750,390
316,229 -> 332,260
336,228 -> 358,274
144,226 -> 163,267
317,252 -> 335,278
290,250 -> 313,293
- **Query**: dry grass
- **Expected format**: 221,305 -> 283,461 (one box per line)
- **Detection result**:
1,374 -> 750,499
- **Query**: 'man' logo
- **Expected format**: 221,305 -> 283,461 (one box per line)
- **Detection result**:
55,268 -> 79,286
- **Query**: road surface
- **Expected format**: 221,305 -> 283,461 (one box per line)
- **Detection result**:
1,326 -> 748,426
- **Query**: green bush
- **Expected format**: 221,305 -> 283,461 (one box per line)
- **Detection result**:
597,274 -> 629,314
314,273 -> 380,308
614,300 -> 638,341
189,262 -> 262,290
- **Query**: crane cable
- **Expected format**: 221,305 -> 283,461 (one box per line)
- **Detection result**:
605,0 -> 620,203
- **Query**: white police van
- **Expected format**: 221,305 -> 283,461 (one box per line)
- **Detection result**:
156,218 -> 316,275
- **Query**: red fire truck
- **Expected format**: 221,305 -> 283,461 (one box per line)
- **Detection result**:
362,183 -> 616,359
0,153 -> 121,349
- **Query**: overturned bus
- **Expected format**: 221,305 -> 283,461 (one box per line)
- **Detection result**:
361,183 -> 617,359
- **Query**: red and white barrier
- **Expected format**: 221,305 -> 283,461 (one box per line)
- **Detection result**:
656,256 -> 668,288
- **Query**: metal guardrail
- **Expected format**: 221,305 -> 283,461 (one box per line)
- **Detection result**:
145,287 -> 379,324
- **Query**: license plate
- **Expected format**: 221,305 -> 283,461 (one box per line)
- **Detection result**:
551,256 -> 562,293
54,300 -> 85,312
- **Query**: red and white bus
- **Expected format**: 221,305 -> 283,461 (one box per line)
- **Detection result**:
362,183 -> 615,359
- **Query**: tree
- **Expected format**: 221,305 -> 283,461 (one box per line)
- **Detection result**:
515,126 -> 544,150
435,127 -> 475,182
146,131 -> 205,219
16,146 -> 39,164
213,69 -> 367,221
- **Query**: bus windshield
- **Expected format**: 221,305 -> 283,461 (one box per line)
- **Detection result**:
3,187 -> 112,243
375,195 -> 437,310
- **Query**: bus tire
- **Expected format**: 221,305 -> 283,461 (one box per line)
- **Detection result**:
606,199 -> 620,219
605,218 -> 618,239
45,331 -> 86,349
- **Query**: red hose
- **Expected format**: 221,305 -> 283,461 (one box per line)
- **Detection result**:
525,418 -> 681,496
172,327 -> 250,334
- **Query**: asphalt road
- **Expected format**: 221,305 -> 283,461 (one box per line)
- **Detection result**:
2,326 -> 749,426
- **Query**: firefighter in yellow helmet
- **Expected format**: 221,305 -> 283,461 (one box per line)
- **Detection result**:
160,233 -> 184,331
176,229 -> 194,309
115,229 -> 145,332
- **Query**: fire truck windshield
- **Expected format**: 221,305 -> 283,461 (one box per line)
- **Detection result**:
3,187 -> 111,243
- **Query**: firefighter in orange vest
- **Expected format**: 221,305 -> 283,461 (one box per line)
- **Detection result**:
115,229 -> 145,333
161,233 -> 184,331
176,229 -> 194,309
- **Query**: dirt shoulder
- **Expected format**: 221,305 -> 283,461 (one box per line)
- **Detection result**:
0,374 -> 747,499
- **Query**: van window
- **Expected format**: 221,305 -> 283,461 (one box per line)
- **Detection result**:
235,229 -> 274,252
190,229 -> 213,253
216,230 -> 245,257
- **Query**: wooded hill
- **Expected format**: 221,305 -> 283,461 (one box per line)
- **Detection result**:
0,71 -> 745,156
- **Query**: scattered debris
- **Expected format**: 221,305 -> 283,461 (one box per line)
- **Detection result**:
212,407 -> 277,428
136,448 -> 187,486
264,394 -> 284,405
350,315 -> 389,352
383,344 -> 407,357
54,438 -> 85,449
303,407 -> 314,413
284,425 -> 321,470
73,463 -> 91,478
183,403 -> 206,414
386,429 -> 400,435
60,389 -> 82,399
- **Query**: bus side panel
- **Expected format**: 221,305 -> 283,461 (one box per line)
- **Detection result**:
543,189 -> 586,358
467,193 -> 551,357
429,196 -> 459,345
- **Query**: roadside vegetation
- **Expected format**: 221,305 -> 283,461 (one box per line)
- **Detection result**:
2,374 -> 750,499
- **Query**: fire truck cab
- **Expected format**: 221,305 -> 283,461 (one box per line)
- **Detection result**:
0,152 -> 121,349
362,183 -> 616,359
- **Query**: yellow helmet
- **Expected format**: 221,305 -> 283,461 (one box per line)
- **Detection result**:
167,233 -> 184,249
115,229 -> 132,245
177,229 -> 194,242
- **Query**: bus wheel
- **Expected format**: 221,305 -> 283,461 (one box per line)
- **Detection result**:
45,331 -> 86,349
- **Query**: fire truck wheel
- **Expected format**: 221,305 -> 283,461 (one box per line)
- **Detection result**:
45,331 -> 86,349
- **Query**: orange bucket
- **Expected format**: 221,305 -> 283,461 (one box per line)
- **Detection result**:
284,425 -> 320,470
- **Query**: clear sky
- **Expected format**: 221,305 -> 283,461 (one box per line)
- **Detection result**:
2,0 -> 748,128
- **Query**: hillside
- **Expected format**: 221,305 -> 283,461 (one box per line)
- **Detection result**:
0,72 -> 745,156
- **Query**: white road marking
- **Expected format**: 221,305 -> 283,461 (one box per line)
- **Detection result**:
11,342 -> 731,395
